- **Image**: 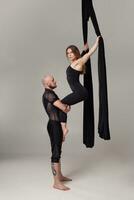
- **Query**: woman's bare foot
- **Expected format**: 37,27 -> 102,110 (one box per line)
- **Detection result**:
60,176 -> 72,181
53,182 -> 70,191
63,127 -> 68,136
62,128 -> 68,142
62,135 -> 65,142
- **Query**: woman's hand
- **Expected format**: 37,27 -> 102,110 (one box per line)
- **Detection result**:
96,36 -> 101,45
80,35 -> 102,65
84,42 -> 89,51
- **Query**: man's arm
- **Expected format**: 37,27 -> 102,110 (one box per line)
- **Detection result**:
53,100 -> 70,113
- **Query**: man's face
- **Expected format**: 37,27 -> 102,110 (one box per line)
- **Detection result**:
48,76 -> 57,89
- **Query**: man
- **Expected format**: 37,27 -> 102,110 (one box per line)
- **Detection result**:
42,74 -> 72,191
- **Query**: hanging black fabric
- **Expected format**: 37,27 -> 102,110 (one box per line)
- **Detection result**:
82,0 -> 110,147
81,49 -> 95,147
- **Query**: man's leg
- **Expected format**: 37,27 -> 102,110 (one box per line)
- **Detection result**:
51,162 -> 70,190
48,121 -> 70,190
58,159 -> 72,181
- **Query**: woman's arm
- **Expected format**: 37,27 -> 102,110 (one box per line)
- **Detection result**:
83,42 -> 89,51
80,36 -> 101,65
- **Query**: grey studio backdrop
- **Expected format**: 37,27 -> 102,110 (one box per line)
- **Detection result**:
0,0 -> 134,160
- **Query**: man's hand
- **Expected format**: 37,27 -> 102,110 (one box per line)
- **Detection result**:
53,100 -> 71,113
67,105 -> 71,111
63,105 -> 71,113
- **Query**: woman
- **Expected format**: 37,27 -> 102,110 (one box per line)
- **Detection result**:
60,36 -> 101,141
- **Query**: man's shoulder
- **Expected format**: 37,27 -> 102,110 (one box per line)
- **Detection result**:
52,90 -> 59,99
46,89 -> 58,96
43,88 -> 55,95
42,89 -> 59,102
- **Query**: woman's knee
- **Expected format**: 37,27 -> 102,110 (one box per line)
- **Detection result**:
80,88 -> 89,100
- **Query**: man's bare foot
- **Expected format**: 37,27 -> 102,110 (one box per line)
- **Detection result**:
53,182 -> 70,191
60,176 -> 72,181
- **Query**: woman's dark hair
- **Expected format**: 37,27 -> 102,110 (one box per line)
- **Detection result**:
66,45 -> 86,74
66,45 -> 81,59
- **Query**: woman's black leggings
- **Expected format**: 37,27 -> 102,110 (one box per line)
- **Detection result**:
59,84 -> 89,122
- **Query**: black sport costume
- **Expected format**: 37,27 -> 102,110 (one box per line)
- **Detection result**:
42,88 -> 63,163
59,65 -> 89,122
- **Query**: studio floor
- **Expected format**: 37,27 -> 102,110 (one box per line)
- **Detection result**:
0,153 -> 133,200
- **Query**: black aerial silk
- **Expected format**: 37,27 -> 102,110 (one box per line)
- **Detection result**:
81,0 -> 110,147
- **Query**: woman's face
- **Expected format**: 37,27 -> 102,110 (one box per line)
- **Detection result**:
66,48 -> 77,62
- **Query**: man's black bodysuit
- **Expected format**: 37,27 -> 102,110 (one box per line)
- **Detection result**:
42,88 -> 63,163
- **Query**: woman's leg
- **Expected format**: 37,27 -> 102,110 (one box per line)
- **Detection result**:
61,122 -> 68,142
59,88 -> 88,140
59,87 -> 88,123
59,86 -> 89,140
61,89 -> 88,105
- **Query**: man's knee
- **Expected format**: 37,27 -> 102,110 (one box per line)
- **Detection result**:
51,144 -> 62,163
51,157 -> 60,163
51,155 -> 61,163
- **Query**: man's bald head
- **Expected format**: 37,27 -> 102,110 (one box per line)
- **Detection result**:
42,74 -> 57,89
42,74 -> 53,86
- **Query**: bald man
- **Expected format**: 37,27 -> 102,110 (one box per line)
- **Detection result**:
42,75 -> 72,191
